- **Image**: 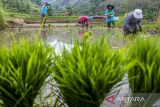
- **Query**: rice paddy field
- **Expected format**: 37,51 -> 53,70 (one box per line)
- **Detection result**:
1,23 -> 159,48
0,23 -> 160,107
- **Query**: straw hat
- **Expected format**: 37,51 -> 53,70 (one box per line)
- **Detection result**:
133,9 -> 143,19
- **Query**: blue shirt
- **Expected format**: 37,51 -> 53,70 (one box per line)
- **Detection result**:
105,9 -> 115,22
42,4 -> 47,15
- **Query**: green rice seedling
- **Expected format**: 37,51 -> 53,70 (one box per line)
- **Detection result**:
127,37 -> 160,93
0,38 -> 53,107
126,37 -> 160,106
53,38 -> 125,107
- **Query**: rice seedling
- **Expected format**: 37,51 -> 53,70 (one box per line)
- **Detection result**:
127,37 -> 160,93
126,37 -> 160,106
53,38 -> 125,107
0,38 -> 53,107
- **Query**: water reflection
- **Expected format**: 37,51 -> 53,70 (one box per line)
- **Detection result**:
41,29 -> 48,39
1,26 -> 127,49
78,26 -> 89,37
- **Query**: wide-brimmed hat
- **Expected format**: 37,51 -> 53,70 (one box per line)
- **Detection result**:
133,9 -> 143,19
107,4 -> 114,9
45,2 -> 50,5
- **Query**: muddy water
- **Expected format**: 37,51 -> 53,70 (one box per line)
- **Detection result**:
0,26 -> 126,49
1,26 -> 160,107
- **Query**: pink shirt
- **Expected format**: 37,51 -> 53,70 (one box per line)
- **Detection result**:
78,16 -> 90,25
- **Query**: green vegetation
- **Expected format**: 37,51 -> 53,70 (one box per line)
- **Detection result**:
0,0 -> 159,30
47,5 -> 54,16
0,0 -> 160,106
49,0 -> 160,20
53,39 -> 125,107
30,0 -> 41,5
8,13 -> 30,19
0,0 -> 41,19
127,37 -> 160,93
0,38 -> 53,107
26,16 -> 78,21
0,3 -> 8,30
1,0 -> 32,14
126,37 -> 160,106
0,10 -> 7,30
116,13 -> 127,27
0,29 -> 160,106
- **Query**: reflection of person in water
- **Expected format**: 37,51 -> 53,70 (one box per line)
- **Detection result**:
79,28 -> 87,37
41,29 -> 48,39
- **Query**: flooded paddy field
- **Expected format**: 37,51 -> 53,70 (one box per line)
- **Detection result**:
0,24 -> 160,107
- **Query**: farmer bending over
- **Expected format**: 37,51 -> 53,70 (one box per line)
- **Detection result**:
123,9 -> 143,35
105,4 -> 115,28
78,16 -> 93,27
41,2 -> 50,27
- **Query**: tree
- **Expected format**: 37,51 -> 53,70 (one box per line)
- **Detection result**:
48,5 -> 54,16
1,0 -> 32,13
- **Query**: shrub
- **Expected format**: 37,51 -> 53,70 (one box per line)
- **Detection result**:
0,12 -> 6,30
0,39 -> 53,107
0,3 -> 7,30
53,38 -> 125,107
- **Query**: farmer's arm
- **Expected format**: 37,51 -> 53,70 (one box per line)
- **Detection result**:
124,15 -> 132,25
123,15 -> 132,31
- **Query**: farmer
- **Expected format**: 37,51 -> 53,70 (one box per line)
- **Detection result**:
123,9 -> 143,35
41,2 -> 50,27
105,4 -> 115,28
78,16 -> 93,27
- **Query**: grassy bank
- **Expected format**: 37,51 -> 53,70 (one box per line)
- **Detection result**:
0,3 -> 8,31
25,16 -> 78,21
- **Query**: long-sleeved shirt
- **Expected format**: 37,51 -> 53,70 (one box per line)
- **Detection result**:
78,16 -> 90,25
105,9 -> 115,22
124,12 -> 142,30
41,4 -> 47,15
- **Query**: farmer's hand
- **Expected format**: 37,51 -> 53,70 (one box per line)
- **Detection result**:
108,15 -> 111,18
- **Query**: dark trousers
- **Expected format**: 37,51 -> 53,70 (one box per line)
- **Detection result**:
107,21 -> 115,28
